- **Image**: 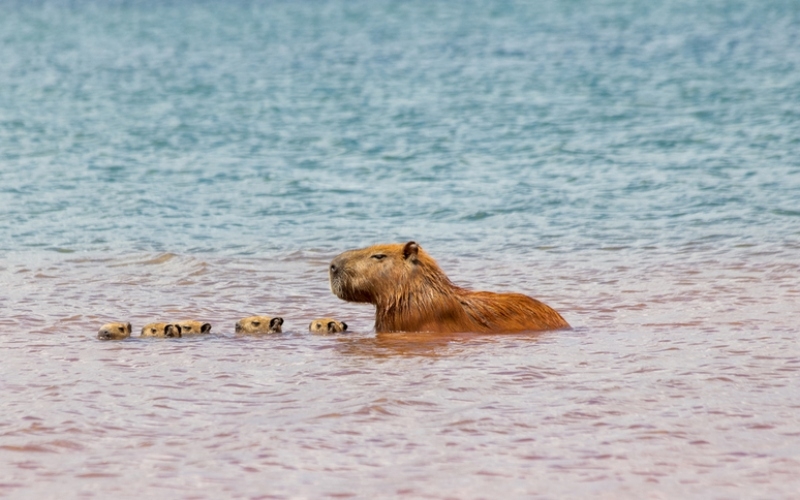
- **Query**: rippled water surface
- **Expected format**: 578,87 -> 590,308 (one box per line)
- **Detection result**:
1,0 -> 799,498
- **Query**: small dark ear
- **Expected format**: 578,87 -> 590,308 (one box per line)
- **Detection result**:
126,323 -> 132,334
341,321 -> 348,331
403,241 -> 419,260
201,323 -> 212,333
327,321 -> 337,333
270,317 -> 283,329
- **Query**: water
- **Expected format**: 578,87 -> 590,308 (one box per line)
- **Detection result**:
1,0 -> 799,497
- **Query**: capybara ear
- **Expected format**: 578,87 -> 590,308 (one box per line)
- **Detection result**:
340,321 -> 348,331
270,317 -> 284,328
201,323 -> 212,334
403,241 -> 419,260
125,323 -> 132,335
327,321 -> 337,333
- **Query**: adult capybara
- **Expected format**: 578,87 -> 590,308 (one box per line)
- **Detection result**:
309,318 -> 348,334
329,241 -> 569,334
98,322 -> 132,340
235,316 -> 283,334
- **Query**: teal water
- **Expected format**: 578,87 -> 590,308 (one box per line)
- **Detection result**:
2,0 -> 798,255
1,1 -> 799,498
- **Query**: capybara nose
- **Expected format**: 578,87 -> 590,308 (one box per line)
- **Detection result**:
330,262 -> 340,279
330,254 -> 346,275
235,322 -> 242,333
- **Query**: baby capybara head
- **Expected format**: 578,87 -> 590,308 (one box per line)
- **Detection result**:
235,316 -> 283,334
97,322 -> 132,340
175,320 -> 212,335
308,318 -> 348,334
140,323 -> 182,338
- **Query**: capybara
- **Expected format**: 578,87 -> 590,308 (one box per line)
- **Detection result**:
175,320 -> 212,335
309,318 -> 348,334
329,241 -> 570,334
140,322 -> 182,338
97,322 -> 132,340
235,316 -> 283,334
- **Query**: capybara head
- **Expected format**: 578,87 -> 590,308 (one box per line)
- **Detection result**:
97,322 -> 132,340
330,241 -> 450,306
175,320 -> 212,335
309,318 -> 348,334
235,316 -> 283,334
140,322 -> 182,338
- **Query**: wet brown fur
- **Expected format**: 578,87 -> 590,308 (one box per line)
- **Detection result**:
235,316 -> 283,334
329,241 -> 570,334
309,318 -> 348,334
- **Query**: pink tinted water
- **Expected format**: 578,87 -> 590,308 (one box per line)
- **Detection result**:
1,247 -> 799,498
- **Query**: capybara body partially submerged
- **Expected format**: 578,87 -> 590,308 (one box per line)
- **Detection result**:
98,322 -> 132,340
140,322 -> 182,338
235,316 -> 283,334
309,318 -> 348,334
329,241 -> 569,334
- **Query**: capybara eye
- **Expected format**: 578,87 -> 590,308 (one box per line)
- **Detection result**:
252,321 -> 260,327
371,254 -> 386,261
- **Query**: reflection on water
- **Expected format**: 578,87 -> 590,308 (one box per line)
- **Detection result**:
333,331 -> 547,358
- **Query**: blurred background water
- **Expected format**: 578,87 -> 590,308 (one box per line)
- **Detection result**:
1,0 -> 799,498
2,0 -> 798,256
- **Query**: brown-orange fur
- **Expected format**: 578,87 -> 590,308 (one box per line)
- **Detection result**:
329,241 -> 569,334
